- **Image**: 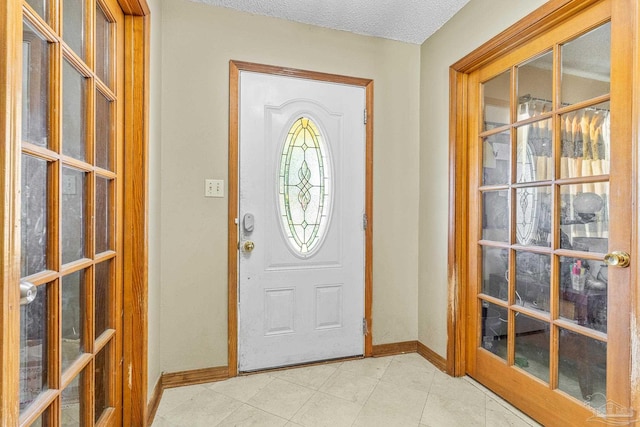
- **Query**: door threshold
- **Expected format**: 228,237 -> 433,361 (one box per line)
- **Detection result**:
238,354 -> 364,376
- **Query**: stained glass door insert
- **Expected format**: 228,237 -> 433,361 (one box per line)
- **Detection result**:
278,117 -> 332,256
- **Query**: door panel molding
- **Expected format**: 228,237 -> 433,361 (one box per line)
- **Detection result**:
228,60 -> 374,376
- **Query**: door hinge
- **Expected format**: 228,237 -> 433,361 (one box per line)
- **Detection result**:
363,109 -> 367,124
363,213 -> 368,230
363,318 -> 369,335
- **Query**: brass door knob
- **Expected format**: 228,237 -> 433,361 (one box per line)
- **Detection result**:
604,251 -> 630,268
242,241 -> 255,253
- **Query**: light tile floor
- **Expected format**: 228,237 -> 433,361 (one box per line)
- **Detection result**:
152,353 -> 541,427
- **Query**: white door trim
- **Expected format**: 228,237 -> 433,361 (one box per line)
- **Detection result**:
228,61 -> 374,376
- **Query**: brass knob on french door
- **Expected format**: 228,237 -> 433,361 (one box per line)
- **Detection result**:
242,241 -> 255,253
604,251 -> 630,268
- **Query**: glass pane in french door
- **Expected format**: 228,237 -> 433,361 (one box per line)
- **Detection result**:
19,0 -> 122,423
476,15 -> 614,416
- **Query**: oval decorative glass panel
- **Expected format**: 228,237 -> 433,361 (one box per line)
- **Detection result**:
279,117 -> 332,255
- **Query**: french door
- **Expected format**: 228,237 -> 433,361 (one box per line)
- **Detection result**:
18,0 -> 124,424
466,0 -> 635,425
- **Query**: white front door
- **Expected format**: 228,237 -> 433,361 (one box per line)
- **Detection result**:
238,71 -> 366,372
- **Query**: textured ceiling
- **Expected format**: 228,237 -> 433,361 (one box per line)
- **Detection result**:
190,0 -> 472,44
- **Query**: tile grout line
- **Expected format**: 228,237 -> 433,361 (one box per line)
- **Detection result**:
347,366 -> 382,427
463,376 -> 540,426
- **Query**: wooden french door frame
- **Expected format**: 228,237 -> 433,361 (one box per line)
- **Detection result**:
227,60 -> 374,377
447,0 -> 640,419
0,0 -> 150,425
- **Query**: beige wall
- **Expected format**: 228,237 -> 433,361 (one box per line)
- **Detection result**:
417,0 -> 549,356
148,0 -> 556,383
154,0 -> 421,374
148,0 -> 162,397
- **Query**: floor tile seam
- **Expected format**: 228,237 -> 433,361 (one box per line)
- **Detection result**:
345,375 -> 381,426
213,373 -> 278,402
347,395 -> 368,427
464,376 -> 537,425
336,369 -> 387,381
242,399 -> 292,421
314,387 -> 372,408
275,374 -> 330,391
162,387 -> 244,421
361,379 -> 433,424
161,388 -> 244,425
390,355 -> 439,371
288,389 -> 326,424
338,358 -> 393,376
154,384 -> 211,416
289,392 -> 365,427
338,358 -> 391,378
213,402 -> 290,427
391,363 -> 439,376
320,369 -> 382,394
418,384 -> 433,425
376,372 -> 436,395
211,402 -> 244,427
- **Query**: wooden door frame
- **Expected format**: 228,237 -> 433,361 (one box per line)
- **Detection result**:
0,0 -> 150,425
447,0 -> 639,415
228,60 -> 374,377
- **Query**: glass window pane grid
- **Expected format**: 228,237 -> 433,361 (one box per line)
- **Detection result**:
62,0 -> 88,61
479,42 -> 613,389
22,0 -> 120,423
482,190 -> 510,243
21,154 -> 49,277
95,1 -> 113,88
94,341 -> 112,423
95,259 -> 112,338
482,131 -> 511,186
514,313 -> 551,383
61,270 -> 86,372
560,22 -> 611,107
20,283 -> 49,414
515,186 -> 552,247
62,58 -> 89,162
95,176 -> 112,254
22,19 -> 51,149
95,87 -> 114,171
557,327 -> 607,406
480,300 -> 508,360
516,119 -> 553,184
25,0 -> 50,24
515,251 -> 551,315
61,166 -> 87,265
482,69 -> 511,131
61,368 -> 86,426
481,246 -> 510,302
516,50 -> 554,108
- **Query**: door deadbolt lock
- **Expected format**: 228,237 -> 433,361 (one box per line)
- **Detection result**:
604,251 -> 630,268
242,241 -> 255,253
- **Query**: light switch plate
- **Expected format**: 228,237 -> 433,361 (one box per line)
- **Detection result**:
205,179 -> 224,198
